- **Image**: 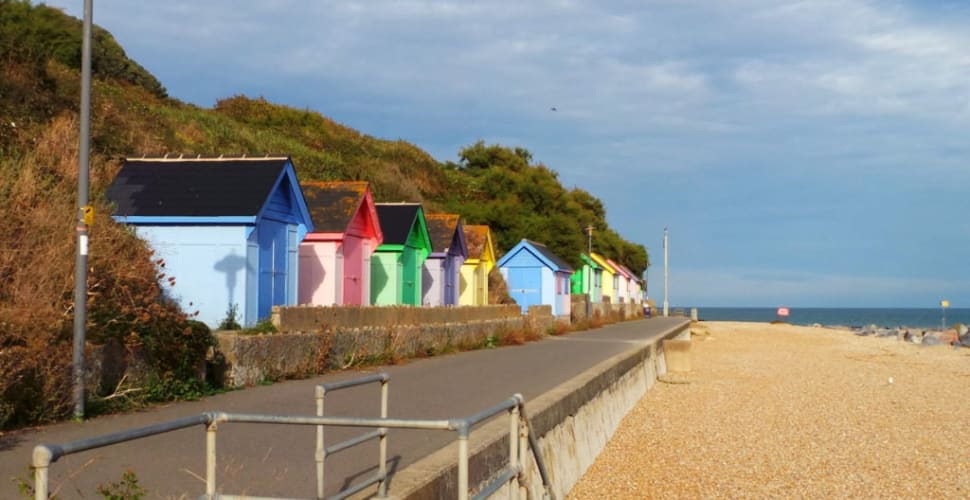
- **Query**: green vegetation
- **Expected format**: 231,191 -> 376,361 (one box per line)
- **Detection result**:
441,141 -> 649,272
96,470 -> 146,500
217,303 -> 242,331
0,1 -> 648,429
14,468 -> 146,499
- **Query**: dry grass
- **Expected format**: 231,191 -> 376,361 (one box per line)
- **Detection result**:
0,114 -> 208,428
568,321 -> 970,499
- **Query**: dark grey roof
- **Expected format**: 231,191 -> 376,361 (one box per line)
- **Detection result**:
107,157 -> 290,217
524,239 -> 574,272
376,204 -> 421,245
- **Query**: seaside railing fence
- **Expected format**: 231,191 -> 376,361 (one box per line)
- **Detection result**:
31,374 -> 555,500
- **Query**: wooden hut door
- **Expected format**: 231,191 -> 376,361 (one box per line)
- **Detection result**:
507,267 -> 540,312
257,220 -> 288,320
342,236 -> 363,305
401,248 -> 418,305
444,255 -> 457,305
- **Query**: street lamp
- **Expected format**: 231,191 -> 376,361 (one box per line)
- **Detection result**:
72,0 -> 93,419
663,227 -> 669,317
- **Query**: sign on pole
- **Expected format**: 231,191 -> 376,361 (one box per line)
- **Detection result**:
941,300 -> 949,330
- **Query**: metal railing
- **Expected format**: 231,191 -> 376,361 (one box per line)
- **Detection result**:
31,376 -> 554,500
316,372 -> 390,500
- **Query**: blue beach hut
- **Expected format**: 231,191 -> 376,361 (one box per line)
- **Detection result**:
106,155 -> 313,327
497,239 -> 574,318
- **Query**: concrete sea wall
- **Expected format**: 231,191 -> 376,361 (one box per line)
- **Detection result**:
387,320 -> 690,499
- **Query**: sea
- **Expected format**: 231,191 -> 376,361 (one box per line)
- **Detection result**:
685,307 -> 970,330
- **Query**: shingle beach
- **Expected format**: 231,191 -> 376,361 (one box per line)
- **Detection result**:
568,321 -> 970,499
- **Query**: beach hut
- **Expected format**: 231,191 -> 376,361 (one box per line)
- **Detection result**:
589,252 -> 618,304
459,225 -> 496,306
298,181 -> 383,306
422,213 -> 467,306
106,155 -> 313,327
570,253 -> 603,303
371,203 -> 432,306
608,259 -> 631,303
617,264 -> 642,304
497,239 -> 574,318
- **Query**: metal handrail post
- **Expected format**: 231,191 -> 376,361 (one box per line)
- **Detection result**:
378,378 -> 389,497
457,423 -> 470,500
316,384 -> 325,500
32,446 -> 53,500
519,415 -> 529,499
509,405 -> 520,500
514,394 -> 555,500
206,421 -> 217,497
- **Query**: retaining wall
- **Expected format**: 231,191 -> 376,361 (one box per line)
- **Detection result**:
570,295 -> 645,323
215,305 -> 554,388
273,304 -> 523,332
385,319 -> 690,499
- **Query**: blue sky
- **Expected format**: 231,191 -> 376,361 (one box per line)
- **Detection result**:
45,0 -> 970,308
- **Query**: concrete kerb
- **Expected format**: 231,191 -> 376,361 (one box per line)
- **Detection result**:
377,320 -> 690,500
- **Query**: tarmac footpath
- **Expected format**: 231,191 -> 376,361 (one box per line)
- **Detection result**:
0,316 -> 687,499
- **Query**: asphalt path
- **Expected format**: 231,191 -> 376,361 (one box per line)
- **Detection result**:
0,316 -> 686,499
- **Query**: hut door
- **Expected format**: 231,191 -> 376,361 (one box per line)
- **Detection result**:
342,236 -> 363,305
401,249 -> 418,305
257,220 -> 288,320
507,267 -> 540,312
444,256 -> 457,305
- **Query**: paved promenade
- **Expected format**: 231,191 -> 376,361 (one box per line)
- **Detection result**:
0,317 -> 686,499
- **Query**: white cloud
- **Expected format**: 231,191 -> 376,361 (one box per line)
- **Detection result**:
730,1 -> 970,120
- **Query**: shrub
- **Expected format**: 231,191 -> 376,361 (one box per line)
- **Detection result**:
217,303 -> 242,330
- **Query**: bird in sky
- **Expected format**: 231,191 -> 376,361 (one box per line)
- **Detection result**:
550,106 -> 557,111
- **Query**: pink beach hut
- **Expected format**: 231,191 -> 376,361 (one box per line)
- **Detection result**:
607,258 -> 632,304
298,181 -> 383,306
619,264 -> 643,304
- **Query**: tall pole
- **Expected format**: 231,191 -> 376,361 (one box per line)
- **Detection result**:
72,0 -> 93,420
584,225 -> 593,319
662,227 -> 669,317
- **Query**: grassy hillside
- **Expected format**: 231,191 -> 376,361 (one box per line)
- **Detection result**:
0,1 -> 648,428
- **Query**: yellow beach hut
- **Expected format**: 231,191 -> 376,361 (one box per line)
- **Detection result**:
459,225 -> 495,305
589,252 -> 618,304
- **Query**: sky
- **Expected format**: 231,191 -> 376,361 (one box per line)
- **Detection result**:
44,0 -> 970,308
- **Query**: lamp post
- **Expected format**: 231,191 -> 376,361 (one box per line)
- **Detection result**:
584,225 -> 593,319
662,227 -> 669,317
72,0 -> 93,420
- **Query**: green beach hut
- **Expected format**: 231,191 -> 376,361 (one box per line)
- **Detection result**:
371,203 -> 432,305
570,253 -> 603,303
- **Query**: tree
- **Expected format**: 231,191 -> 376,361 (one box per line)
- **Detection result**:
444,142 -> 648,273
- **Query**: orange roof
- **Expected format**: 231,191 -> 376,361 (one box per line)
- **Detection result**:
425,213 -> 461,252
301,181 -> 371,232
463,225 -> 491,260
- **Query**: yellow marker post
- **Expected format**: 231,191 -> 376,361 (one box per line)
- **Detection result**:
82,205 -> 94,227
941,300 -> 950,330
